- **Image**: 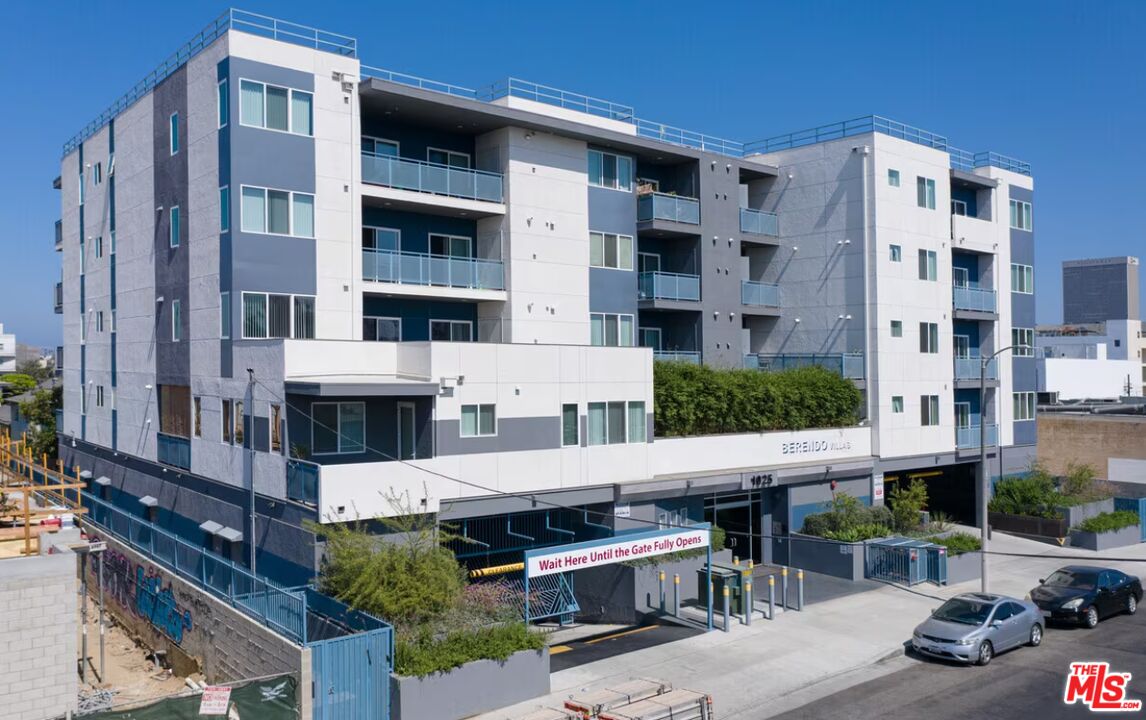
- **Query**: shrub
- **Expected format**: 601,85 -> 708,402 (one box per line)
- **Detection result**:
926,511 -> 953,533
888,479 -> 928,532
653,362 -> 861,437
924,532 -> 981,556
1057,462 -> 1114,506
0,373 -> 36,397
801,492 -> 891,540
1077,510 -> 1140,534
396,622 -> 545,677
988,472 -> 1062,519
823,523 -> 891,542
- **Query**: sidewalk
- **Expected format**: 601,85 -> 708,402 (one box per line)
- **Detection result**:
479,533 -> 1146,720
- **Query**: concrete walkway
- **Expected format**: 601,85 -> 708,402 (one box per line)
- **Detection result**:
478,533 -> 1146,720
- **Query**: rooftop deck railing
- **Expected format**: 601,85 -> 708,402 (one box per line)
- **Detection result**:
361,152 -> 504,203
637,192 -> 700,224
480,78 -> 634,122
740,207 -> 780,236
634,120 -> 744,156
745,116 -> 948,154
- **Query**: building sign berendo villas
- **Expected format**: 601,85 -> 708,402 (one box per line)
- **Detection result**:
526,527 -> 710,578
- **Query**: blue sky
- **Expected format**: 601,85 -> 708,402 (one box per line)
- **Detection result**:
2,0 -> 1143,347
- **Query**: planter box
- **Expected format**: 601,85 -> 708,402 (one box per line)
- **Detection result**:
390,648 -> 550,720
576,549 -> 732,624
1069,525 -> 1141,552
789,533 -> 869,581
1057,498 -> 1115,528
944,551 -> 982,585
988,511 -> 1068,539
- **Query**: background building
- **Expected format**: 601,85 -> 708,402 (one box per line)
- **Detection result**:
0,324 -> 15,373
1062,256 -> 1139,324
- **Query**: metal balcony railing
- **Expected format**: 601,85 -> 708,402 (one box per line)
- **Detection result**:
953,285 -> 997,313
745,352 -> 865,380
637,192 -> 700,224
653,351 -> 701,364
639,272 -> 700,301
361,152 -> 504,203
286,459 -> 319,505
156,432 -> 191,471
954,357 -> 998,381
739,208 -> 779,236
362,249 -> 505,290
741,280 -> 781,308
956,424 -> 997,449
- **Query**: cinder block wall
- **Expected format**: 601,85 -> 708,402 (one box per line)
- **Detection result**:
1037,414 -> 1146,477
0,551 -> 78,720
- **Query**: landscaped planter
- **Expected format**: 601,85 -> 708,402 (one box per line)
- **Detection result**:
1057,498 -> 1115,528
944,551 -> 982,585
788,533 -> 870,581
988,511 -> 1068,539
390,648 -> 550,720
1069,525 -> 1141,551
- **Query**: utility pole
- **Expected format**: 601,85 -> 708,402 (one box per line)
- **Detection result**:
981,345 -> 1020,593
246,369 -> 256,575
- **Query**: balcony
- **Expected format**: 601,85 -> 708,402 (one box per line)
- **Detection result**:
637,192 -> 700,225
954,357 -> 999,382
286,459 -> 319,505
362,248 -> 506,300
638,271 -> 700,303
55,220 -> 62,251
741,280 -> 781,310
952,284 -> 997,317
739,208 -> 779,238
653,351 -> 701,364
156,433 -> 190,471
745,352 -> 865,380
360,152 -> 504,215
956,424 -> 997,450
54,282 -> 63,314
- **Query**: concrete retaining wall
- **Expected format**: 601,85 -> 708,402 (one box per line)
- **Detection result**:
1058,498 -> 1115,528
0,548 -> 78,720
390,648 -> 550,720
1069,525 -> 1141,551
789,534 -> 866,581
945,551 -> 982,585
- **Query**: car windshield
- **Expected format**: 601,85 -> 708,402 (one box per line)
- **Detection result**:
1044,570 -> 1096,590
932,598 -> 994,626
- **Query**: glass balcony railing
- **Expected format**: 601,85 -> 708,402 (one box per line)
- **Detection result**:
745,352 -> 865,380
286,459 -> 319,505
956,424 -> 997,449
639,271 -> 700,301
741,280 -> 781,308
953,284 -> 997,313
362,249 -> 505,290
653,350 -> 701,364
637,192 -> 700,224
361,152 -> 504,203
157,432 -> 191,471
739,208 -> 779,236
954,357 -> 998,381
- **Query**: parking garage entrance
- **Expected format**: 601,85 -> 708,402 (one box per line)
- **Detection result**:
883,462 -> 979,526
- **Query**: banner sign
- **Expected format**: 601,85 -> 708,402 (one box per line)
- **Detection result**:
198,687 -> 232,715
526,527 -> 710,578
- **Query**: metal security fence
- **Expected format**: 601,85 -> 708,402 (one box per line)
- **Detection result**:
1114,498 -> 1146,542
866,538 -> 947,586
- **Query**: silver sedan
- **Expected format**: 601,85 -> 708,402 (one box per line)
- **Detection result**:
911,593 -> 1044,666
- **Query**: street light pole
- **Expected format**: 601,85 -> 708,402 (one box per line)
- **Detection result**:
981,344 -> 1021,593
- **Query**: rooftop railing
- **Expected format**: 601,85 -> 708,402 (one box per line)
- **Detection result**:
634,120 -> 744,156
741,280 -> 781,308
361,152 -> 504,203
360,66 -> 477,98
362,248 -> 505,290
480,78 -> 634,122
949,147 -> 1032,176
953,284 -> 997,313
637,192 -> 700,224
956,424 -> 997,450
639,271 -> 701,302
745,116 -> 948,154
745,352 -> 865,380
740,207 -> 780,237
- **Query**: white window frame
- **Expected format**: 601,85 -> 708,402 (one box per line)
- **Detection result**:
887,169 -> 900,187
240,291 -> 317,340
561,403 -> 579,446
364,315 -> 402,341
426,147 -> 471,168
1011,263 -> 1034,294
590,313 -> 635,347
920,394 -> 940,426
1013,391 -> 1036,421
587,149 -> 634,192
172,299 -> 182,342
590,231 -> 635,271
1009,199 -> 1033,231
363,225 -> 401,251
919,322 -> 939,354
239,185 -> 315,238
460,404 -> 497,437
217,78 -> 229,128
918,249 -> 937,281
169,112 -> 179,155
311,401 -> 366,455
586,400 -> 645,445
237,78 -> 314,137
916,176 -> 936,210
429,319 -> 474,342
951,199 -> 968,216
1012,327 -> 1034,357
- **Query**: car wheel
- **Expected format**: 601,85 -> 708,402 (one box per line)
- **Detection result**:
1084,606 -> 1099,628
1028,624 -> 1042,647
1127,595 -> 1137,616
976,640 -> 993,666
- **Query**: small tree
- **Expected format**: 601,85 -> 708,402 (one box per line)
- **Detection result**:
0,373 -> 36,398
19,386 -> 62,460
888,478 -> 928,532
1061,462 -> 1098,498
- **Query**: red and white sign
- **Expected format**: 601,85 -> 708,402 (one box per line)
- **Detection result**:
1064,662 -> 1141,712
527,528 -> 710,578
198,686 -> 232,715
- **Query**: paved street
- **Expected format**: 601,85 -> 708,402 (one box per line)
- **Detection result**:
771,609 -> 1146,720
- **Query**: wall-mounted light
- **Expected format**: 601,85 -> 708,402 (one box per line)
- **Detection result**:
794,318 -> 801,324
792,246 -> 799,252
837,240 -> 844,246
845,314 -> 853,320
844,239 -> 851,245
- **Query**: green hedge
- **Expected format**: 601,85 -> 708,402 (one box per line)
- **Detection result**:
654,362 -> 861,437
1077,510 -> 1140,534
924,533 -> 982,556
988,474 -> 1063,519
396,622 -> 545,677
801,493 -> 892,540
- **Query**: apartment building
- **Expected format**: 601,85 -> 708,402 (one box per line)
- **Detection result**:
0,324 -> 14,373
54,11 -> 1037,584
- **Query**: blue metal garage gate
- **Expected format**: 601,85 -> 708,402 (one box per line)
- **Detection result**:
305,589 -> 394,720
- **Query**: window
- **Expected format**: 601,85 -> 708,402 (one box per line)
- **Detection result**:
96,311 -> 104,333
238,79 -> 313,136
918,249 -> 937,281
429,234 -> 472,258
561,403 -> 579,446
891,320 -> 903,337
222,399 -> 233,443
271,404 -> 282,452
169,113 -> 179,155
1012,328 -> 1034,356
916,176 -> 936,209
1009,199 -> 1033,231
235,400 -> 245,445
241,292 -> 316,339
96,386 -> 105,408
94,235 -> 103,259
362,137 -> 399,156
110,230 -> 116,254
587,149 -> 633,191
172,299 -> 182,342
1013,392 -> 1036,421
240,186 -> 314,238
429,319 -> 473,342
587,401 -> 645,445
219,186 -> 230,232
93,162 -> 102,185
193,397 -> 202,438
590,313 -> 634,347
888,169 -> 900,187
170,206 -> 180,248
364,316 -> 401,341
891,396 -> 904,413
590,232 -> 634,270
889,244 -> 901,262
427,148 -> 470,168
919,322 -> 939,353
217,79 -> 229,128
920,395 -> 940,426
1011,263 -> 1034,294
363,226 -> 400,251
951,199 -> 967,216
460,404 -> 497,437
158,385 -> 191,438
220,292 -> 231,339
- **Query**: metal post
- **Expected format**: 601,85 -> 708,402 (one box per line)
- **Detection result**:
706,543 -> 713,631
722,585 -> 730,633
80,554 -> 88,683
768,575 -> 775,620
673,573 -> 680,617
744,572 -> 752,626
797,568 -> 804,611
658,570 -> 665,614
98,550 -> 106,682
246,369 -> 257,576
781,566 -> 789,610
979,356 -> 988,594
523,569 -> 530,627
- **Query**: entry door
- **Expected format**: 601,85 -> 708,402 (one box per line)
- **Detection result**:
953,335 -> 971,358
762,487 -> 789,566
953,267 -> 969,287
397,402 -> 417,460
954,402 -> 971,429
713,497 -> 755,563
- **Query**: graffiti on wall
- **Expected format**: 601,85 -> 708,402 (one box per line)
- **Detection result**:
90,536 -> 195,644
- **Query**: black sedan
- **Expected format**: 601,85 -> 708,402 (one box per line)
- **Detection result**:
1028,566 -> 1142,628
